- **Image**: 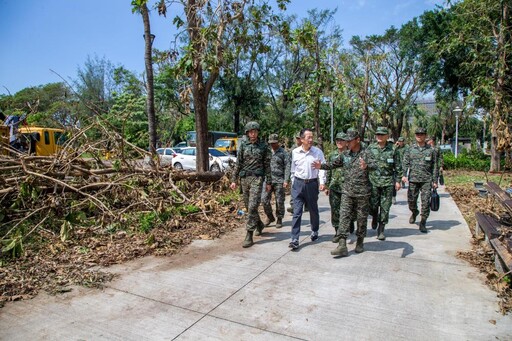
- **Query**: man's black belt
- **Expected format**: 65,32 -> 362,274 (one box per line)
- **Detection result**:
295,177 -> 317,184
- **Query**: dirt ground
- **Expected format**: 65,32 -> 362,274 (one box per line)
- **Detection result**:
445,170 -> 512,314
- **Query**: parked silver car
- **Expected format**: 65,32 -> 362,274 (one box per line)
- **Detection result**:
172,147 -> 236,172
156,147 -> 182,166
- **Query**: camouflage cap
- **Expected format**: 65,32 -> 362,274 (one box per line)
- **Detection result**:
335,132 -> 347,140
268,133 -> 279,144
415,127 -> 427,134
397,137 -> 405,142
375,126 -> 389,135
345,128 -> 360,141
295,131 -> 302,139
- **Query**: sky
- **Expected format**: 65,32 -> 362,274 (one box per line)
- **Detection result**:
0,0 -> 445,96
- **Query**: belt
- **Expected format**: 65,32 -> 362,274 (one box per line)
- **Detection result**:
295,177 -> 317,184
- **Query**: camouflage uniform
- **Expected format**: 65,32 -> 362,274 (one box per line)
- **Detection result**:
393,137 -> 408,201
367,129 -> 402,240
402,128 -> 438,228
395,139 -> 407,166
262,135 -> 291,223
326,148 -> 344,234
432,143 -> 444,175
321,132 -> 374,241
231,127 -> 271,233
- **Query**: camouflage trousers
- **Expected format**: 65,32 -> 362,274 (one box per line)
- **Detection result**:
329,189 -> 342,232
241,175 -> 264,231
370,185 -> 394,224
262,182 -> 285,219
336,194 -> 370,239
407,181 -> 432,220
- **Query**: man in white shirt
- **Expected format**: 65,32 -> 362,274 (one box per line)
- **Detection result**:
289,128 -> 326,249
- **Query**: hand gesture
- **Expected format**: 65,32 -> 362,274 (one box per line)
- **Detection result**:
359,157 -> 367,169
312,160 -> 322,169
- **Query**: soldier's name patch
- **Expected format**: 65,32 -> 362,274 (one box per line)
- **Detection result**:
425,157 -> 431,161
386,158 -> 394,163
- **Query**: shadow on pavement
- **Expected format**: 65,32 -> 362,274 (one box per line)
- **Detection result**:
364,240 -> 414,258
427,219 -> 462,231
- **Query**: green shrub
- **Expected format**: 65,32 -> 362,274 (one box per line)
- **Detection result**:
443,150 -> 490,171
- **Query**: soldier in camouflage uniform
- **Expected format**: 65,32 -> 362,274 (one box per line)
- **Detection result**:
262,134 -> 291,228
367,127 -> 402,240
392,136 -> 407,204
401,127 -> 439,233
427,136 -> 444,183
230,121 -> 272,247
314,128 -> 376,257
325,132 -> 355,242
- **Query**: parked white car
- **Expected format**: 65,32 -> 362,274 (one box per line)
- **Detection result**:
172,147 -> 236,172
156,148 -> 182,166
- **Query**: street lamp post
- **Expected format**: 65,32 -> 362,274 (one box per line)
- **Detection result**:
453,106 -> 462,158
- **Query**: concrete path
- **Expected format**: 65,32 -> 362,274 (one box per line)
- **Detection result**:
1,186 -> 511,340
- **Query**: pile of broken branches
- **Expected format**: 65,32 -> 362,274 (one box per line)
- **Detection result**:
0,126 -> 242,306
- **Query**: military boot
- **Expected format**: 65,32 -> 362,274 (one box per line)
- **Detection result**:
419,218 -> 427,233
355,237 -> 364,253
275,217 -> 283,228
371,215 -> 378,230
377,223 -> 386,240
330,238 -> 348,257
254,221 -> 264,236
409,212 -> 418,224
242,231 -> 254,248
332,229 -> 342,243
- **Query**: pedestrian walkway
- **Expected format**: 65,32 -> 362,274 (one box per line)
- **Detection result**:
2,187 -> 511,340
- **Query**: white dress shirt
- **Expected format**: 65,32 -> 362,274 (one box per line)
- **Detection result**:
291,145 -> 326,185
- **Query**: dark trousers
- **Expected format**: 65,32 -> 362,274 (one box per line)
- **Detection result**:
290,178 -> 319,241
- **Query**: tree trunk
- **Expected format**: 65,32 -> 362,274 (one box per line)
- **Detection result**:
491,118 -> 500,171
141,4 -> 157,154
490,1 -> 508,172
186,0 -> 221,172
193,86 -> 209,172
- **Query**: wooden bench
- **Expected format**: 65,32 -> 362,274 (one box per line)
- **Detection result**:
490,239 -> 512,274
475,212 -> 501,244
479,181 -> 512,273
485,182 -> 512,212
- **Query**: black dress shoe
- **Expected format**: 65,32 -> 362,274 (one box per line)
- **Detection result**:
288,240 -> 299,249
310,232 -> 319,242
